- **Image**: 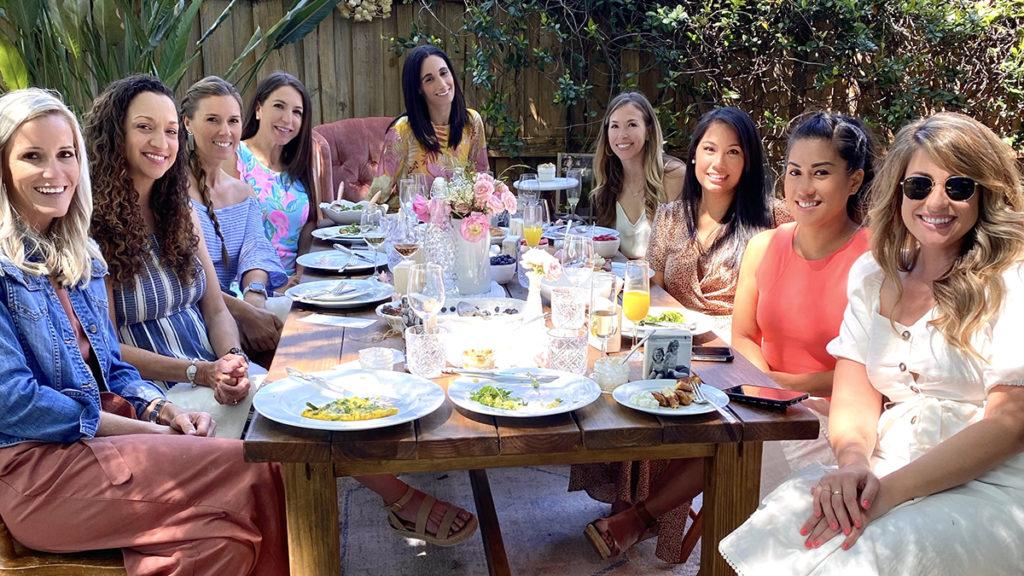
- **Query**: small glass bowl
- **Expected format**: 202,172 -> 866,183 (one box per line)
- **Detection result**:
592,356 -> 631,393
359,347 -> 395,371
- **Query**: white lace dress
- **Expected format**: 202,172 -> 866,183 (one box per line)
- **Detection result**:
719,254 -> 1024,575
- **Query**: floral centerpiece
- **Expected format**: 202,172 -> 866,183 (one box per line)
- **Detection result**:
411,171 -> 518,295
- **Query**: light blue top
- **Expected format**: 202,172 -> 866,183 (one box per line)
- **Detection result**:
190,196 -> 287,294
110,237 -> 217,389
0,254 -> 163,447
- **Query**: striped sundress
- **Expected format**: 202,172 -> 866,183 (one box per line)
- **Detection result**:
110,236 -> 216,390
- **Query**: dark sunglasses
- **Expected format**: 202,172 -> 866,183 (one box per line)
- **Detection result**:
901,175 -> 978,202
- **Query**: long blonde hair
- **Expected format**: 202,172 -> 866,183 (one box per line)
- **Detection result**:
592,92 -> 666,227
868,112 -> 1024,357
0,88 -> 98,286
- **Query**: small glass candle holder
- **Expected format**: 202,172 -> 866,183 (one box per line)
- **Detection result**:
547,327 -> 588,374
359,347 -> 395,371
405,325 -> 446,378
591,356 -> 631,393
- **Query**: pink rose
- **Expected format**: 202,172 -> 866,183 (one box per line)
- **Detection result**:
543,259 -> 562,280
477,172 -> 495,184
496,182 -> 510,196
486,194 -> 505,215
453,200 -> 472,216
427,197 -> 450,224
412,194 -> 430,222
460,212 -> 489,242
473,179 -> 495,205
501,189 -> 517,213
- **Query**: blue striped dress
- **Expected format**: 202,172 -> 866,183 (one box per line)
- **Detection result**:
110,236 -> 215,390
190,197 -> 287,295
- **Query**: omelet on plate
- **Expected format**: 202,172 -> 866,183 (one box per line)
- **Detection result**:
302,396 -> 398,421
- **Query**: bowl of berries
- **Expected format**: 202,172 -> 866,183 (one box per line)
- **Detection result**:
490,254 -> 517,284
592,233 -> 621,258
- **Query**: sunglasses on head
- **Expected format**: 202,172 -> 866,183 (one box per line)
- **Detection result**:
901,175 -> 978,202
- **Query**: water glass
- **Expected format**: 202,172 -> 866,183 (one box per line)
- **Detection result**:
560,233 -> 594,287
548,327 -> 588,374
408,263 -> 446,329
359,347 -> 395,371
551,286 -> 585,329
405,326 -> 446,378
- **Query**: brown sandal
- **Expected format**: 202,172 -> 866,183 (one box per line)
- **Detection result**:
385,486 -> 479,547
584,500 -> 657,560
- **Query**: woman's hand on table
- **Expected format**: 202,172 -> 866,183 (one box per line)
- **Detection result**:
800,463 -> 880,548
200,355 -> 251,405
159,402 -> 217,437
238,303 -> 283,352
284,274 -> 301,291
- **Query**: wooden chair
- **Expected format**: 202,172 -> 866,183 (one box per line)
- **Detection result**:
0,516 -> 125,575
680,508 -> 702,562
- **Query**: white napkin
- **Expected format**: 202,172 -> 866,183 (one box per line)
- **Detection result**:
299,314 -> 377,328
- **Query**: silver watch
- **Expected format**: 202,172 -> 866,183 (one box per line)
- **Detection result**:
243,281 -> 269,298
186,359 -> 199,387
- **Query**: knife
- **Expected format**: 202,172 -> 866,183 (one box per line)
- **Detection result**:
445,368 -> 559,384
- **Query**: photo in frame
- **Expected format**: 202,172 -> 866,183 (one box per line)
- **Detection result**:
642,329 -> 693,380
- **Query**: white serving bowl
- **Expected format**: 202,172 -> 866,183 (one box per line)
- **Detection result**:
490,262 -> 516,284
320,200 -> 371,225
375,302 -> 411,335
592,237 -> 621,259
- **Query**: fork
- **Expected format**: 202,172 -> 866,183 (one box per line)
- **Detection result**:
692,382 -> 742,434
286,367 -> 337,390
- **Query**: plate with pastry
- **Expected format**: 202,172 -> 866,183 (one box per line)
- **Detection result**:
612,375 -> 730,416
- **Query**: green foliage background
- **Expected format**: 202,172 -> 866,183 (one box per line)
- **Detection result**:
395,0 -> 1024,158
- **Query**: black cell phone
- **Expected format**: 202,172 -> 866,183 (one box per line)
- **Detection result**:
724,384 -> 809,410
691,346 -> 734,362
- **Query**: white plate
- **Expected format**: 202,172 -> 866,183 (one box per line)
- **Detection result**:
296,249 -> 386,273
542,224 -> 618,240
448,367 -> 601,418
252,367 -> 444,431
620,305 -> 716,336
286,279 -> 394,309
613,379 -> 730,416
609,261 -> 656,279
312,224 -> 376,243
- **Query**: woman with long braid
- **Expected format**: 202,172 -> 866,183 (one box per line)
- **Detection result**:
180,77 -> 287,356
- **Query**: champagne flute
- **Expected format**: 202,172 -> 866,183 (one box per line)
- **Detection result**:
590,272 -> 620,356
622,260 -> 650,342
523,202 -> 544,248
408,263 -> 445,331
398,178 -> 416,213
565,168 -> 583,226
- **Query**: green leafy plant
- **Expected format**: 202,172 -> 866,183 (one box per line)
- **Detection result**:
0,0 -> 340,114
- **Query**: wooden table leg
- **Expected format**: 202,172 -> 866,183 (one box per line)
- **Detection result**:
468,469 -> 512,576
700,441 -> 763,576
282,463 -> 340,576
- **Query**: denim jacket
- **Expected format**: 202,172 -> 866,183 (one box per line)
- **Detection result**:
0,255 -> 164,447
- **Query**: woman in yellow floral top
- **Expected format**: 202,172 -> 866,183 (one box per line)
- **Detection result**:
378,44 -> 489,203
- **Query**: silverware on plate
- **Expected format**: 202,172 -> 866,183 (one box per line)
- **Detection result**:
444,368 -> 559,384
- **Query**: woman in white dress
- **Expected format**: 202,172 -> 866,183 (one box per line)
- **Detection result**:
719,112 -> 1024,575
589,92 -> 684,259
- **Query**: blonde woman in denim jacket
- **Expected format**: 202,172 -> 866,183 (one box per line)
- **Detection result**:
0,89 -> 288,575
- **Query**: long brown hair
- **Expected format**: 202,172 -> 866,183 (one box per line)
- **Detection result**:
868,112 -> 1024,358
86,75 -> 197,286
591,92 -> 666,228
181,76 -> 242,269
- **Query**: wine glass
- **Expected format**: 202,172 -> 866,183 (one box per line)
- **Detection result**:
408,263 -> 445,331
360,204 -> 386,255
523,202 -> 545,247
589,272 -> 620,356
622,260 -> 650,342
398,178 -> 416,213
565,168 -> 583,225
391,212 -> 421,262
561,233 -> 594,288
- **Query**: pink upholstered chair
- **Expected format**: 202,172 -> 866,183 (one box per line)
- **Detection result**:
313,116 -> 394,204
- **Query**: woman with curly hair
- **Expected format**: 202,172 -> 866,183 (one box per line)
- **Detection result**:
181,76 -> 287,357
87,75 -> 253,439
231,72 -> 320,283
720,113 -> 1024,574
0,87 -> 287,575
589,92 -> 684,259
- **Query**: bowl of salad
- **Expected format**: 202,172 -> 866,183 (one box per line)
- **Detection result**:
320,199 -> 375,225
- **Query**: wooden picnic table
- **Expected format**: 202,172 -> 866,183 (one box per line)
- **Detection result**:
244,247 -> 819,576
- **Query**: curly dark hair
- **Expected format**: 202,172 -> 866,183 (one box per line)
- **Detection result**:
85,74 -> 197,286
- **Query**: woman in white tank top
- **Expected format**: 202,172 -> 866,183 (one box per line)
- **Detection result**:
589,92 -> 683,258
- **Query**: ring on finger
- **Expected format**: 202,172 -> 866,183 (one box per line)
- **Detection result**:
831,489 -> 842,495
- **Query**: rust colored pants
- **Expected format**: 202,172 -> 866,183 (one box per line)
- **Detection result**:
0,435 -> 288,576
